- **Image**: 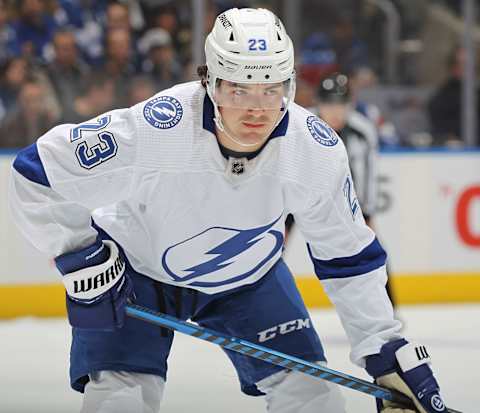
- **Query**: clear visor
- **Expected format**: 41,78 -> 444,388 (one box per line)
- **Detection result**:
214,79 -> 292,110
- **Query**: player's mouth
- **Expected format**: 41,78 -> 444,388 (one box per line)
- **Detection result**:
242,122 -> 265,128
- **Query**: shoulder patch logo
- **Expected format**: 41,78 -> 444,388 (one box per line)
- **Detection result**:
306,116 -> 338,147
143,96 -> 183,129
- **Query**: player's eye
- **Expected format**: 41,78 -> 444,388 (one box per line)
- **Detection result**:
265,89 -> 280,96
233,89 -> 247,96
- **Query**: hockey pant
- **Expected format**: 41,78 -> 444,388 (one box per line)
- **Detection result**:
80,365 -> 346,413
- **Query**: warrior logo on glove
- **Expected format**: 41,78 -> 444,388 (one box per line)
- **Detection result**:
73,255 -> 125,294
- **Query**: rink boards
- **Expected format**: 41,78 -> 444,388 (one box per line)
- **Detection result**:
1,150 -> 479,317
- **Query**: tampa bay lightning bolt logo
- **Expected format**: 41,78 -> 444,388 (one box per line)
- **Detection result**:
162,215 -> 284,288
306,116 -> 338,147
143,96 -> 183,129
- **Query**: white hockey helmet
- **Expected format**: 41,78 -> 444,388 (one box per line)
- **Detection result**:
204,8 -> 296,144
205,8 -> 295,85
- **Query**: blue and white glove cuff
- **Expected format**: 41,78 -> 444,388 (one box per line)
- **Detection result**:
396,342 -> 432,372
61,240 -> 126,302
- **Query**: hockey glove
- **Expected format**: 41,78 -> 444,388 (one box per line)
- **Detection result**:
365,339 -> 447,413
55,237 -> 134,331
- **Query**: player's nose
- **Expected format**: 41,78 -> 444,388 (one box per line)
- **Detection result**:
246,107 -> 266,116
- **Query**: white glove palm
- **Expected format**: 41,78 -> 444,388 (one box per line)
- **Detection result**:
366,339 -> 447,413
376,372 -> 427,413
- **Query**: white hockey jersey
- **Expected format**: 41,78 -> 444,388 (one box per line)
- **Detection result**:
9,81 -> 401,365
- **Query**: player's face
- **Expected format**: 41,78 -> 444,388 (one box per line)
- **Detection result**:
317,102 -> 349,131
216,81 -> 285,148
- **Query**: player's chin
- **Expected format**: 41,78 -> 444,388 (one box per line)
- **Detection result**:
238,130 -> 269,144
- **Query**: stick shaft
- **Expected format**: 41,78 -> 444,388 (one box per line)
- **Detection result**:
126,305 -> 399,401
125,304 -> 461,413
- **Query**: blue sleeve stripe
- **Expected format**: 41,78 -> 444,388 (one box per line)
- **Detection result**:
308,238 -> 387,280
12,143 -> 50,187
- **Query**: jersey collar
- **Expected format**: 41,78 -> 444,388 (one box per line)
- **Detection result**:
202,93 -> 290,139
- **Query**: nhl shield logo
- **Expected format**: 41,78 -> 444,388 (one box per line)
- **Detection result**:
306,116 -> 338,147
231,160 -> 245,175
144,96 -> 183,129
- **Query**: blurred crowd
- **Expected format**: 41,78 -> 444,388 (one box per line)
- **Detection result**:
0,0 -> 206,148
0,0 -> 478,148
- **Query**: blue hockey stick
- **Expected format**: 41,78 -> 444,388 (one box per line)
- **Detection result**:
125,303 -> 461,413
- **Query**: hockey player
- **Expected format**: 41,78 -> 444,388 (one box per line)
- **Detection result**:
285,72 -> 378,236
9,8 -> 447,413
286,73 -> 394,305
314,72 -> 398,307
315,72 -> 378,224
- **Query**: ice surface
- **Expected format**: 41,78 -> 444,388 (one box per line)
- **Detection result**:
1,305 -> 478,413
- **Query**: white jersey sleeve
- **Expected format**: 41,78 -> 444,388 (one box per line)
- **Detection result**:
9,108 -> 137,256
286,106 -> 402,366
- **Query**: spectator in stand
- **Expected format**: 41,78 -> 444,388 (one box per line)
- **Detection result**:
105,1 -> 142,65
127,75 -> 156,106
331,12 -> 369,75
54,0 -> 107,29
61,1 -> 141,66
55,0 -> 108,66
148,5 -> 190,64
46,29 -> 90,117
59,72 -> 115,124
0,79 -> 58,148
102,27 -> 137,106
428,46 -> 480,147
349,66 -> 400,148
150,5 -> 177,39
9,0 -> 59,63
298,32 -> 339,88
138,28 -> 182,91
0,0 -> 16,66
106,1 -> 130,31
298,12 -> 368,88
0,57 -> 30,123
